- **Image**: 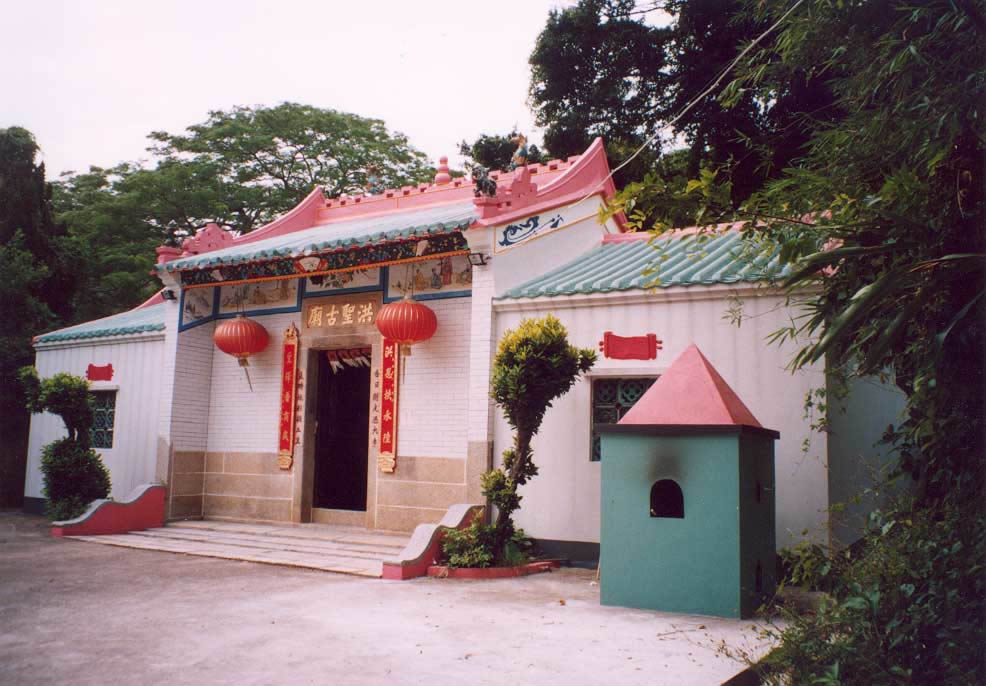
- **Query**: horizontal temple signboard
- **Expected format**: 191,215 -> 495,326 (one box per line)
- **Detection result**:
302,292 -> 382,336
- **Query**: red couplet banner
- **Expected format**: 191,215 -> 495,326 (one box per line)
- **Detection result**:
277,324 -> 299,470
378,339 -> 400,473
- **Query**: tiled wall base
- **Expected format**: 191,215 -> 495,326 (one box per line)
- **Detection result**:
169,451 -> 204,519
376,455 -> 477,532
201,451 -> 292,523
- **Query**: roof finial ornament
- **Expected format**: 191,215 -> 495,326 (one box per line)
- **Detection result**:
509,133 -> 528,171
433,156 -> 451,185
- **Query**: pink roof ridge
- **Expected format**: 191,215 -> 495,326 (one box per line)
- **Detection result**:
618,343 -> 763,427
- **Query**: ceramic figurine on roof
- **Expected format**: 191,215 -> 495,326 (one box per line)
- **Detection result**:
509,134 -> 528,170
471,165 -> 498,198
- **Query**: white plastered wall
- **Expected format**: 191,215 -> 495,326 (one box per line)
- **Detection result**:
493,287 -> 829,551
205,311 -> 295,454
396,297 -> 471,458
25,333 -> 166,501
491,196 -> 617,296
199,300 -> 472,459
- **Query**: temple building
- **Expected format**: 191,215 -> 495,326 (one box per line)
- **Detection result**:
23,139 -> 904,559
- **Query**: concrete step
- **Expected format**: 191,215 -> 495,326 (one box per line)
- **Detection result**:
129,528 -> 404,560
67,520 -> 412,577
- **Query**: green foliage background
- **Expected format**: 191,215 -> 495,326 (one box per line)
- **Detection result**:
566,0 -> 985,681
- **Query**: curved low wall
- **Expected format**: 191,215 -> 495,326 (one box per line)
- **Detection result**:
51,484 -> 167,537
381,503 -> 484,580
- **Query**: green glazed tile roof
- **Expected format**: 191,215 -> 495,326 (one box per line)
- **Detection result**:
35,303 -> 167,344
161,201 -> 476,273
499,231 -> 789,299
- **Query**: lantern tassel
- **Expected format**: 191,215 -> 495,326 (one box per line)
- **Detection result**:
239,357 -> 254,391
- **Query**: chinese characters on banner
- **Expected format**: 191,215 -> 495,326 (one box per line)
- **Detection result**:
377,339 -> 400,473
303,294 -> 377,332
277,324 -> 299,470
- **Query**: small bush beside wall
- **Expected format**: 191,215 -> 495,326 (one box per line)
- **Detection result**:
20,368 -> 111,520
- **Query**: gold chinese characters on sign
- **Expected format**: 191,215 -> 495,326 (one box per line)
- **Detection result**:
302,293 -> 381,335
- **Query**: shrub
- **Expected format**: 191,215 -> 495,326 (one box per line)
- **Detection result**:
761,497 -> 986,684
20,367 -> 111,520
40,438 -> 112,521
441,520 -> 534,569
484,315 -> 595,563
441,520 -> 496,569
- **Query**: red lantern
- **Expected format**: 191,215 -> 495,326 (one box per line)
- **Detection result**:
214,314 -> 269,389
375,295 -> 437,356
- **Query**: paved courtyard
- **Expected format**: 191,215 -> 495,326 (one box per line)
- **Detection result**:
0,513 -> 771,685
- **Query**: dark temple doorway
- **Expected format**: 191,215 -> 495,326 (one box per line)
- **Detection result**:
312,349 -> 370,511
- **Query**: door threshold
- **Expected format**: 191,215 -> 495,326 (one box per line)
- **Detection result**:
311,508 -> 367,527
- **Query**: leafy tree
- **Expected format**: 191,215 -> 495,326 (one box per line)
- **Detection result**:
529,1 -> 670,158
442,316 -> 595,567
458,131 -> 545,172
529,1 -> 835,202
146,103 -> 434,236
488,316 -> 595,558
52,103 -> 436,322
0,127 -> 80,508
51,166 -> 161,324
610,0 -> 985,680
19,368 -> 111,521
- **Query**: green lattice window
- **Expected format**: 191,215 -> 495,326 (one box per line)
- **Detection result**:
90,391 -> 116,449
591,377 -> 656,461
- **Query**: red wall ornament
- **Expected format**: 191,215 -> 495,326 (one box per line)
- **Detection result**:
375,295 -> 437,356
86,363 -> 114,382
214,314 -> 269,389
598,332 -> 663,360
277,324 -> 299,470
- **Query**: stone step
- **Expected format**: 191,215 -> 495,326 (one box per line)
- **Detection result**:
66,520 -> 412,577
127,528 -> 400,561
168,520 -> 409,547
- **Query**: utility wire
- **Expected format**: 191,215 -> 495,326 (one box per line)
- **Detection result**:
580,0 -> 807,204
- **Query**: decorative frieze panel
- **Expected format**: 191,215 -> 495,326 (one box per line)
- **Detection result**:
384,255 -> 472,302
178,232 -> 469,287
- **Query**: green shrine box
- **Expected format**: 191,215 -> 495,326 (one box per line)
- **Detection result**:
597,345 -> 778,619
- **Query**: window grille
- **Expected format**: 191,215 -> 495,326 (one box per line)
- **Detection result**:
90,391 -> 116,449
591,377 -> 656,461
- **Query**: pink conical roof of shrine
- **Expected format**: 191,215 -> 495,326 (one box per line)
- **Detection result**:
619,344 -> 763,427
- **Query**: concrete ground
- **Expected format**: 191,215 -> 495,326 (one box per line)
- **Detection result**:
0,512 -> 772,685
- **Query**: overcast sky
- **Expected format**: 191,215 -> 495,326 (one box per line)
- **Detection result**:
2,0 -> 577,178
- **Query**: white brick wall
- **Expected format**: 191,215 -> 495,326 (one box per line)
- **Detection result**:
171,319 -> 216,452
206,312 -> 297,453
467,263 -> 496,443
397,297 -> 471,458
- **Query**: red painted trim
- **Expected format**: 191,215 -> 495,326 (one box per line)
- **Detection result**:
601,231 -> 651,243
599,332 -> 662,360
426,560 -> 560,579
50,484 -> 166,537
86,363 -> 114,382
136,290 -> 166,308
471,138 -> 625,230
